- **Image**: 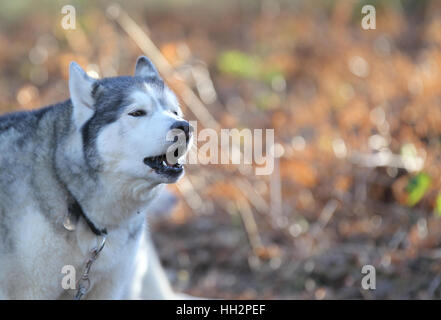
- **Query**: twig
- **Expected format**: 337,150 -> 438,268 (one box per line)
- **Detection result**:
235,177 -> 270,215
175,175 -> 204,213
270,157 -> 283,228
107,4 -> 220,130
236,196 -> 263,258
310,199 -> 339,237
349,150 -> 424,172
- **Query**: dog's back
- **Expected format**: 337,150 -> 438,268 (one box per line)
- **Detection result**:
0,103 -> 72,298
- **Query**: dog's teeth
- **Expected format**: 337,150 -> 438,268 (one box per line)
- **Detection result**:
162,161 -> 167,167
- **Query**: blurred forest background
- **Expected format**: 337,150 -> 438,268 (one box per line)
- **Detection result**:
1,0 -> 441,299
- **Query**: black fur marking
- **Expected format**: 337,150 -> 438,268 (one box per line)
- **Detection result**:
68,198 -> 107,236
91,82 -> 101,99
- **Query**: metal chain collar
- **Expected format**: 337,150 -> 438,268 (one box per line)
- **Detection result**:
74,234 -> 107,300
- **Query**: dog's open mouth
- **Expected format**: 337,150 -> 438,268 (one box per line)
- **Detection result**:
143,153 -> 183,175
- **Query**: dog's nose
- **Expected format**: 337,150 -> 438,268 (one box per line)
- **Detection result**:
170,120 -> 192,142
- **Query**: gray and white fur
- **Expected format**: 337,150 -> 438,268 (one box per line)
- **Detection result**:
0,56 -> 193,299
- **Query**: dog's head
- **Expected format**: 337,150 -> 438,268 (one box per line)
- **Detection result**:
69,56 -> 193,184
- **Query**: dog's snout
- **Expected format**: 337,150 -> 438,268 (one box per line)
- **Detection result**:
170,120 -> 192,142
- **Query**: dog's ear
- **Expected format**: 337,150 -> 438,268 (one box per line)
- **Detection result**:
134,56 -> 160,78
69,62 -> 97,129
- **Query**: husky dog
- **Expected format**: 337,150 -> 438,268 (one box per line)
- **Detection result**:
0,56 -> 193,299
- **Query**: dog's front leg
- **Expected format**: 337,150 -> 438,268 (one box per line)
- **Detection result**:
85,269 -> 131,300
126,231 -> 176,299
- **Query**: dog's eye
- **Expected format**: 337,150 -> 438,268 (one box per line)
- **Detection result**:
172,111 -> 178,116
129,110 -> 146,117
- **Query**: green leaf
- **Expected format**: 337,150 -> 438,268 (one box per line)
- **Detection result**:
406,173 -> 431,206
217,50 -> 284,84
217,50 -> 260,79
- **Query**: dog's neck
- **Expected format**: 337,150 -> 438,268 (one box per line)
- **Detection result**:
82,173 -> 163,228
65,161 -> 163,231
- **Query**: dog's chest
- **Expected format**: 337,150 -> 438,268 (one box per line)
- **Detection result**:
53,221 -> 143,299
74,216 -> 144,271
